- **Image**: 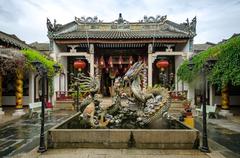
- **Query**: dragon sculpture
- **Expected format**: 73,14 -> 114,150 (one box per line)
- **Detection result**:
76,61 -> 171,129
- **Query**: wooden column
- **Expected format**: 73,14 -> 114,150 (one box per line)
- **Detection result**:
142,65 -> 147,92
148,44 -> 153,87
89,44 -> 94,77
16,69 -> 24,109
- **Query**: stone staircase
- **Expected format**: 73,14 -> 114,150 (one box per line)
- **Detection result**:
168,100 -> 185,117
54,100 -> 75,110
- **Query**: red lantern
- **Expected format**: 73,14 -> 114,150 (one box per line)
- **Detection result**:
119,56 -> 123,68
99,56 -> 105,68
129,56 -> 133,65
108,56 -> 113,68
156,60 -> 169,71
119,56 -> 123,64
74,60 -> 86,71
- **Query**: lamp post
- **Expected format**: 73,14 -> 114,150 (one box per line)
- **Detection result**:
31,61 -> 60,153
31,61 -> 47,153
188,58 -> 217,153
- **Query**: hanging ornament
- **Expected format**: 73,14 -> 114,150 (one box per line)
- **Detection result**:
129,56 -> 133,65
73,60 -> 86,71
119,56 -> 123,64
156,60 -> 169,71
108,56 -> 113,68
99,56 -> 105,68
119,56 -> 123,68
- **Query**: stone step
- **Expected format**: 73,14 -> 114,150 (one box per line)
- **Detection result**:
54,101 -> 74,110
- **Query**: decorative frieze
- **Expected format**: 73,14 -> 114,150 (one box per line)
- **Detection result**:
164,44 -> 175,52
68,45 -> 78,53
75,16 -> 102,24
140,15 -> 167,24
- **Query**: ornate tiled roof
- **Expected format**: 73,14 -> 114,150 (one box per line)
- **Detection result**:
51,30 -> 191,39
0,31 -> 31,49
47,14 -> 197,40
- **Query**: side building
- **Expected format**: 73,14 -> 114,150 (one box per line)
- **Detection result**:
0,31 -> 32,115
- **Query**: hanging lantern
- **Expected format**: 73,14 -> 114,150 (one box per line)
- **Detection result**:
156,60 -> 169,71
143,57 -> 147,66
119,56 -> 123,64
99,56 -> 105,68
118,56 -> 123,68
129,56 -> 133,65
73,60 -> 86,71
108,56 -> 113,68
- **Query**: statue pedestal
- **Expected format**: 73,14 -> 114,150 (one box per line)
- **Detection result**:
12,109 -> 25,116
218,109 -> 233,117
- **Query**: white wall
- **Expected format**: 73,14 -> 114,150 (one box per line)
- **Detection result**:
52,41 -> 60,105
175,55 -> 183,91
183,40 -> 190,52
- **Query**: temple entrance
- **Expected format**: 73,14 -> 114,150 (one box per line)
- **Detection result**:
152,56 -> 175,90
95,47 -> 147,97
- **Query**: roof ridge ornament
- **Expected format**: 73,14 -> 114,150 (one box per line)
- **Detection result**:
140,15 -> 167,23
111,13 -> 130,29
46,18 -> 62,32
75,16 -> 103,24
180,16 -> 197,36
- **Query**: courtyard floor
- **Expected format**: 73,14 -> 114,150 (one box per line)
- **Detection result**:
16,148 -> 224,158
0,108 -> 75,157
1,100 -> 240,158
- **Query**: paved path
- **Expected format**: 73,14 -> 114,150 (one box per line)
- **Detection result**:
0,110 -> 75,157
14,148 -> 219,158
195,117 -> 240,158
207,118 -> 240,133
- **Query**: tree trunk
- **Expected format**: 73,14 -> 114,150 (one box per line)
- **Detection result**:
221,85 -> 229,109
16,69 -> 23,109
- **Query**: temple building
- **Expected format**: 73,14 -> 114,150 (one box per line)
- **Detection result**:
47,14 -> 197,101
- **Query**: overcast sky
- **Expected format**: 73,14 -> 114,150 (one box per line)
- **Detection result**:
0,0 -> 240,44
